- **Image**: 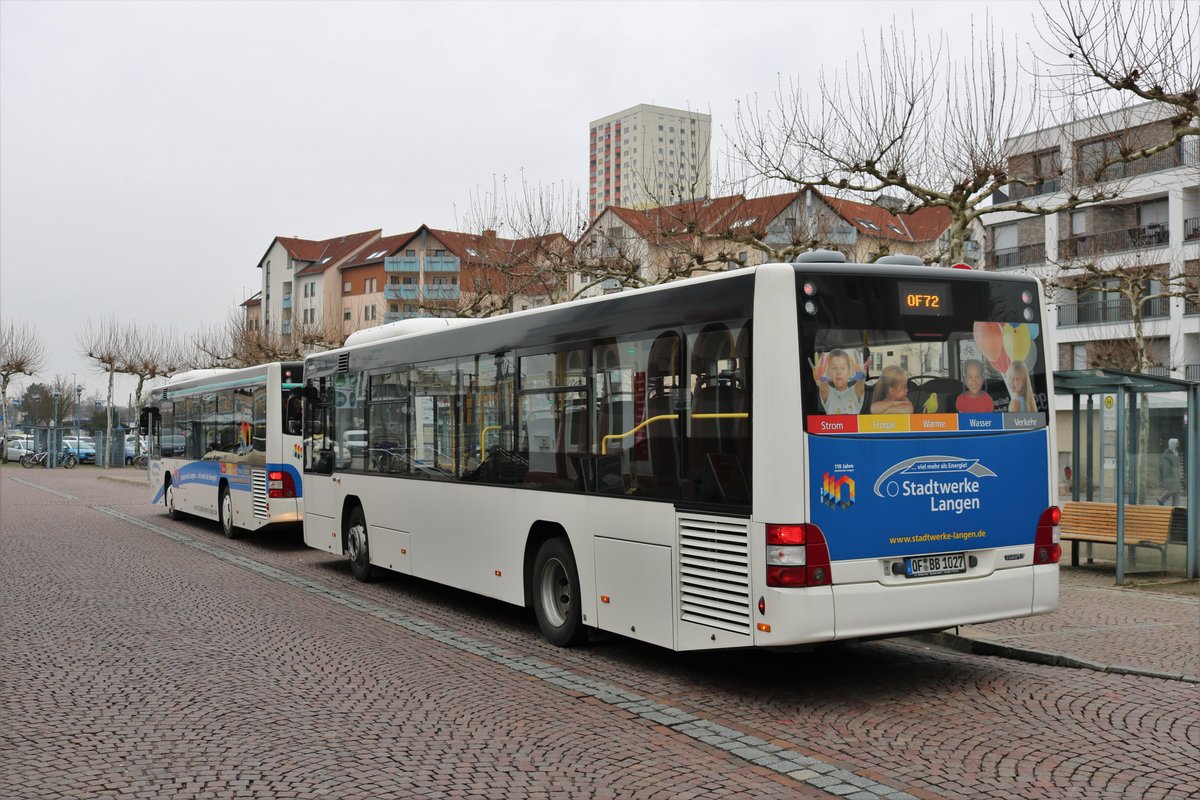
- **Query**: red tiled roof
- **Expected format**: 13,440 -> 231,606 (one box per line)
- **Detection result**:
339,231 -> 417,268
273,229 -> 380,276
821,196 -> 950,243
713,192 -> 803,237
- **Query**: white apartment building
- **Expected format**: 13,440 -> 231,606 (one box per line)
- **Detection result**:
982,103 -> 1200,380
255,230 -> 380,340
588,104 -> 712,219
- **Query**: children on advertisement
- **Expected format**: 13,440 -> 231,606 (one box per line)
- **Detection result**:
955,359 -> 995,413
1006,361 -> 1036,413
870,365 -> 914,414
812,349 -> 865,414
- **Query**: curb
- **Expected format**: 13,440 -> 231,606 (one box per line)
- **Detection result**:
96,474 -> 152,488
914,631 -> 1198,684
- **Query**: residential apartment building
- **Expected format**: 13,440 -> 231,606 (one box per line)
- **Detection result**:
588,104 -> 712,219
256,230 -> 381,340
981,103 -> 1200,380
574,188 -> 962,297
251,226 -> 573,346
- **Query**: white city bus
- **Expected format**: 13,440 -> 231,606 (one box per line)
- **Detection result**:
300,256 -> 1060,650
145,362 -> 305,538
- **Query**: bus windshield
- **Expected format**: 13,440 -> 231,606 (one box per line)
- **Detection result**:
798,271 -> 1047,433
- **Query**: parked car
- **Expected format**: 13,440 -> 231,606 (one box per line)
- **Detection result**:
62,436 -> 97,464
3,435 -> 35,461
124,434 -> 147,464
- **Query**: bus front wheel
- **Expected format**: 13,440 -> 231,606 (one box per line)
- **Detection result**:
165,479 -> 181,520
532,538 -> 586,647
219,485 -> 237,539
346,506 -> 374,582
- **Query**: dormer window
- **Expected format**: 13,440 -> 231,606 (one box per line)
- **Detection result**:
854,218 -> 881,231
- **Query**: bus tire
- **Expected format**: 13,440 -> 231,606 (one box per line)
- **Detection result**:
165,478 -> 182,520
532,537 -> 586,647
346,506 -> 374,582
219,485 -> 238,539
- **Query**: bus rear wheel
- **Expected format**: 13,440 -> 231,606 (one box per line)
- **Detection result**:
346,506 -> 374,582
532,538 -> 586,647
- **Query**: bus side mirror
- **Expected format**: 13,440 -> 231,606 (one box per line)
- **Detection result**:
138,406 -> 160,436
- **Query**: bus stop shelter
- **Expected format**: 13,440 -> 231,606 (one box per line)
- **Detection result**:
1054,368 -> 1198,583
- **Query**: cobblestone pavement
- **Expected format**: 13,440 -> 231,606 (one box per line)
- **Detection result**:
2,467 -> 1197,800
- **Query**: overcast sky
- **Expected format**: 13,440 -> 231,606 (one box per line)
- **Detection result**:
0,0 -> 1052,403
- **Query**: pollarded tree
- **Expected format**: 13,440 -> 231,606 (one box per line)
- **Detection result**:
0,321 -> 46,462
120,327 -> 187,417
1040,0 -> 1198,161
730,14 -> 1170,266
79,318 -> 128,467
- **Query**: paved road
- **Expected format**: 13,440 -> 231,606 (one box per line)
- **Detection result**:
1,467 -> 1197,800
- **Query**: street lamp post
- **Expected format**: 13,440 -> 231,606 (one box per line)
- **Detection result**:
51,388 -> 62,468
74,380 -> 83,466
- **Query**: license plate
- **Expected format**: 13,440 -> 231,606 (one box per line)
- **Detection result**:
905,552 -> 966,578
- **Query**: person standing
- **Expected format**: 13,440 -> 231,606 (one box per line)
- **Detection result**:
1158,438 -> 1181,506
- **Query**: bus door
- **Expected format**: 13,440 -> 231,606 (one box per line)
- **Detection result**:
302,377 -> 343,553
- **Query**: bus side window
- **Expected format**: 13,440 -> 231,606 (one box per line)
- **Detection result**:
686,321 -> 751,506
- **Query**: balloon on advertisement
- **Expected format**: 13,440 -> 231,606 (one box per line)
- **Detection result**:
973,321 -> 1003,363
1003,323 -> 1031,363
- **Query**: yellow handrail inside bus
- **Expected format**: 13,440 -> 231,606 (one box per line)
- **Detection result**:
480,425 -> 501,459
600,412 -> 749,455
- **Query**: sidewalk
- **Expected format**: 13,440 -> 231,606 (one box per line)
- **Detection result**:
926,566 -> 1199,683
94,472 -> 1199,682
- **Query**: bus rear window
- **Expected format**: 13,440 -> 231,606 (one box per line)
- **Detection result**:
797,272 -> 1047,434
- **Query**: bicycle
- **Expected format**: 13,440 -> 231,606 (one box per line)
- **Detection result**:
20,447 -> 79,469
131,452 -> 149,469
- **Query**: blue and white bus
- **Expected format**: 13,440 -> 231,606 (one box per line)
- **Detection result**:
146,362 -> 305,538
300,255 -> 1059,650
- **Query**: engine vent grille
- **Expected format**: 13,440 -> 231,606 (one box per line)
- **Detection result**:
678,514 -> 752,635
252,469 -> 269,518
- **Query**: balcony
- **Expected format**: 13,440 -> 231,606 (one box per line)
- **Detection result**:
423,285 -> 461,300
1005,179 -> 1060,202
1186,365 -> 1200,381
281,294 -> 292,310
1185,218 -> 1200,242
988,242 -> 1046,269
384,284 -> 419,300
425,255 -> 461,272
385,256 -> 419,273
1077,142 -> 1186,183
1057,296 -> 1171,326
1059,223 -> 1170,259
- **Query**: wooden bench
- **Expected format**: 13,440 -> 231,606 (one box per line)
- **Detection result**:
1059,501 -> 1179,571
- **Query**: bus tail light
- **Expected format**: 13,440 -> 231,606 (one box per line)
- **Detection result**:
766,523 -> 832,587
1034,506 -> 1061,564
268,470 -> 296,499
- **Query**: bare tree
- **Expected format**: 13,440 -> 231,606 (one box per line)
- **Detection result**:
730,15 -> 1155,265
0,321 -> 46,461
79,318 -> 128,467
188,308 -> 347,368
120,327 -> 187,414
1040,0 -> 1199,160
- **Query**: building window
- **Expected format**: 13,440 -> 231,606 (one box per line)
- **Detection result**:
343,281 -> 352,293
344,309 -> 351,321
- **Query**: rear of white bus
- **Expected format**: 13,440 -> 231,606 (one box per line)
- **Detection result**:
751,263 -> 1059,646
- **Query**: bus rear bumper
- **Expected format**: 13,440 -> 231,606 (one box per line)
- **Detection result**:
830,565 -> 1058,641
